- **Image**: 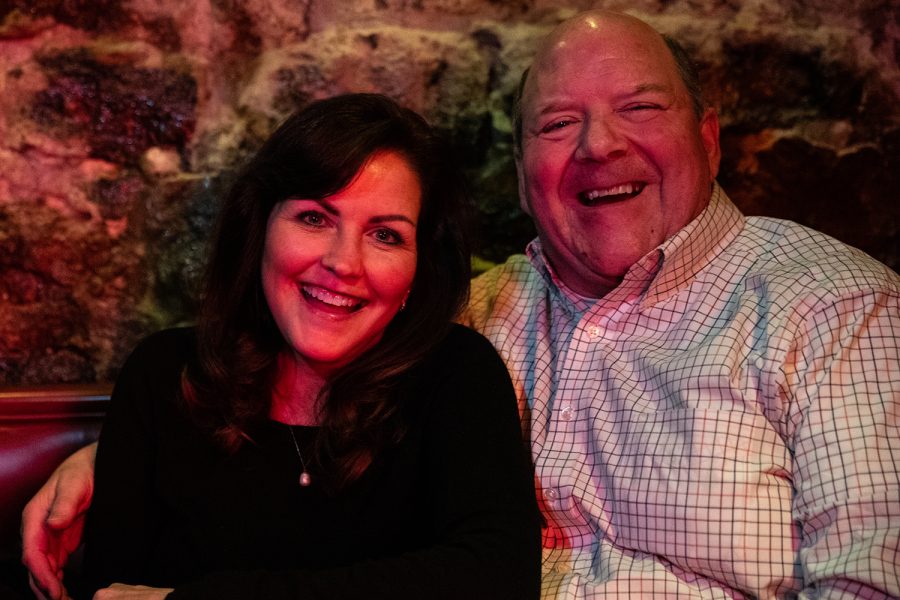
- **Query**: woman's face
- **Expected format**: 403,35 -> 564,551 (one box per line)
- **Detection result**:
262,150 -> 420,376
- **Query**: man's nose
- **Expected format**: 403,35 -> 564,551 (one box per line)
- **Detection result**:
575,116 -> 627,161
321,232 -> 363,278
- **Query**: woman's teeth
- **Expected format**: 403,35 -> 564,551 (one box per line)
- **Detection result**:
302,286 -> 362,309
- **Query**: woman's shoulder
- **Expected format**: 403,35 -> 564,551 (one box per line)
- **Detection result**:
131,325 -> 195,354
138,325 -> 194,343
417,323 -> 510,384
433,323 -> 503,361
406,326 -> 522,453
118,326 -> 196,377
107,328 -> 198,421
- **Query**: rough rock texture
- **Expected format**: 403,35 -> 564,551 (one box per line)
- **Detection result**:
0,0 -> 897,385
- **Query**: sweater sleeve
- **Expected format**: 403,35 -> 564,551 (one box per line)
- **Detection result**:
169,326 -> 542,600
81,330 -> 185,596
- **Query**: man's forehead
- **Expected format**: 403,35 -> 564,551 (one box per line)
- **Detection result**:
523,16 -> 679,107
525,49 -> 675,109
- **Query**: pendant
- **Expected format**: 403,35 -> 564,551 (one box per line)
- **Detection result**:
299,471 -> 312,487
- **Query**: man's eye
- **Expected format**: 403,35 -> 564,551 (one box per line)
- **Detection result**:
540,119 -> 573,134
619,104 -> 664,122
620,103 -> 664,117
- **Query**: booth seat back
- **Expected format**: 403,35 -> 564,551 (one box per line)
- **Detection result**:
0,385 -> 110,562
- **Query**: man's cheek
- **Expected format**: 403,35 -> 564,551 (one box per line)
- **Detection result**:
525,154 -> 563,200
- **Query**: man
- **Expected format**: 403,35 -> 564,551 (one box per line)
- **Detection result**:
23,10 -> 900,599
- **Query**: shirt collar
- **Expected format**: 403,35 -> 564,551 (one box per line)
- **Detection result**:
525,239 -> 595,314
643,183 -> 744,306
524,183 -> 745,308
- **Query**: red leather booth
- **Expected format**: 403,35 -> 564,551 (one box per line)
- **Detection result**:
0,385 -> 110,596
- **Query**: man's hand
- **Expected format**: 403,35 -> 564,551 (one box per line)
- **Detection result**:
21,442 -> 98,600
93,583 -> 174,600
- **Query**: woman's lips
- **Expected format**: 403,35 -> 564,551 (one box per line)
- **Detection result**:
301,284 -> 365,312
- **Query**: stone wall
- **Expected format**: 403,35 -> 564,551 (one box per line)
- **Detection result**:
1,0 -> 897,385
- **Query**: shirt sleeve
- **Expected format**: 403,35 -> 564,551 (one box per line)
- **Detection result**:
168,327 -> 542,600
787,288 -> 900,599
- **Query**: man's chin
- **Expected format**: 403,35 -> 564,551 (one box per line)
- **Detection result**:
557,262 -> 630,299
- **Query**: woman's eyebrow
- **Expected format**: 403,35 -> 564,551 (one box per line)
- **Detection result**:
286,197 -> 341,215
371,214 -> 416,227
313,198 -> 339,215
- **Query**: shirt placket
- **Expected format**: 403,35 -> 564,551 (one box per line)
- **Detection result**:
537,298 -> 622,569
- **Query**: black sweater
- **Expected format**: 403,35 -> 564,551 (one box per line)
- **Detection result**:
82,325 -> 541,599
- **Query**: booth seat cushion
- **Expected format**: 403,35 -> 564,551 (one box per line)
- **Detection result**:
0,385 -> 110,570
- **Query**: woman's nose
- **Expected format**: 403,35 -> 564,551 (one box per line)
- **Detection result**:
320,232 -> 363,278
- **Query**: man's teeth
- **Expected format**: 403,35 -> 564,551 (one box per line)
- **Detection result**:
303,286 -> 360,308
583,183 -> 640,201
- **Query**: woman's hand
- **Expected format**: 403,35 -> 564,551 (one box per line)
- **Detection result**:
21,443 -> 98,600
93,583 -> 175,599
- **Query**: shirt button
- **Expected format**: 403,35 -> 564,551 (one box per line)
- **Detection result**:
560,405 -> 575,421
587,324 -> 601,338
542,488 -> 559,503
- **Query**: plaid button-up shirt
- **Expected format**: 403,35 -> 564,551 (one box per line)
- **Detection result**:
462,185 -> 900,599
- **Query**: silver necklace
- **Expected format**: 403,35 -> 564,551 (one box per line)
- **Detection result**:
287,425 -> 312,487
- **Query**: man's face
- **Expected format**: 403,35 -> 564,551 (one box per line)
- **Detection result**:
517,13 -> 720,297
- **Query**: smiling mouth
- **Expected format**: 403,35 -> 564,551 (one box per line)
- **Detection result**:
301,285 -> 365,312
578,182 -> 646,207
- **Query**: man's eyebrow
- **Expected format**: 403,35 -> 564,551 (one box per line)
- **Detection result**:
529,99 -> 574,120
529,83 -> 674,117
631,82 -> 672,95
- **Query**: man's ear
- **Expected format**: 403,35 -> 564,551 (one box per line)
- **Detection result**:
700,107 -> 721,179
515,154 -> 532,217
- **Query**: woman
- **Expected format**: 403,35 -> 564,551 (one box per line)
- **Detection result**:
80,94 -> 540,599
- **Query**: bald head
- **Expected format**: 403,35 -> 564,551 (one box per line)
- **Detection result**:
533,11 -> 661,64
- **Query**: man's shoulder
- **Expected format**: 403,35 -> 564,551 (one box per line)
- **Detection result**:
475,253 -> 535,274
462,255 -> 543,330
734,216 -> 899,297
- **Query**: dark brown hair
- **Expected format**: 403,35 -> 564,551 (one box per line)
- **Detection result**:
182,93 -> 472,489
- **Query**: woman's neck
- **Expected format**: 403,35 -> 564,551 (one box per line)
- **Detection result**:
269,352 -> 327,426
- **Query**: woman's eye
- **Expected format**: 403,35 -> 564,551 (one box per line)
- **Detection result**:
298,211 -> 326,227
373,228 -> 402,245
